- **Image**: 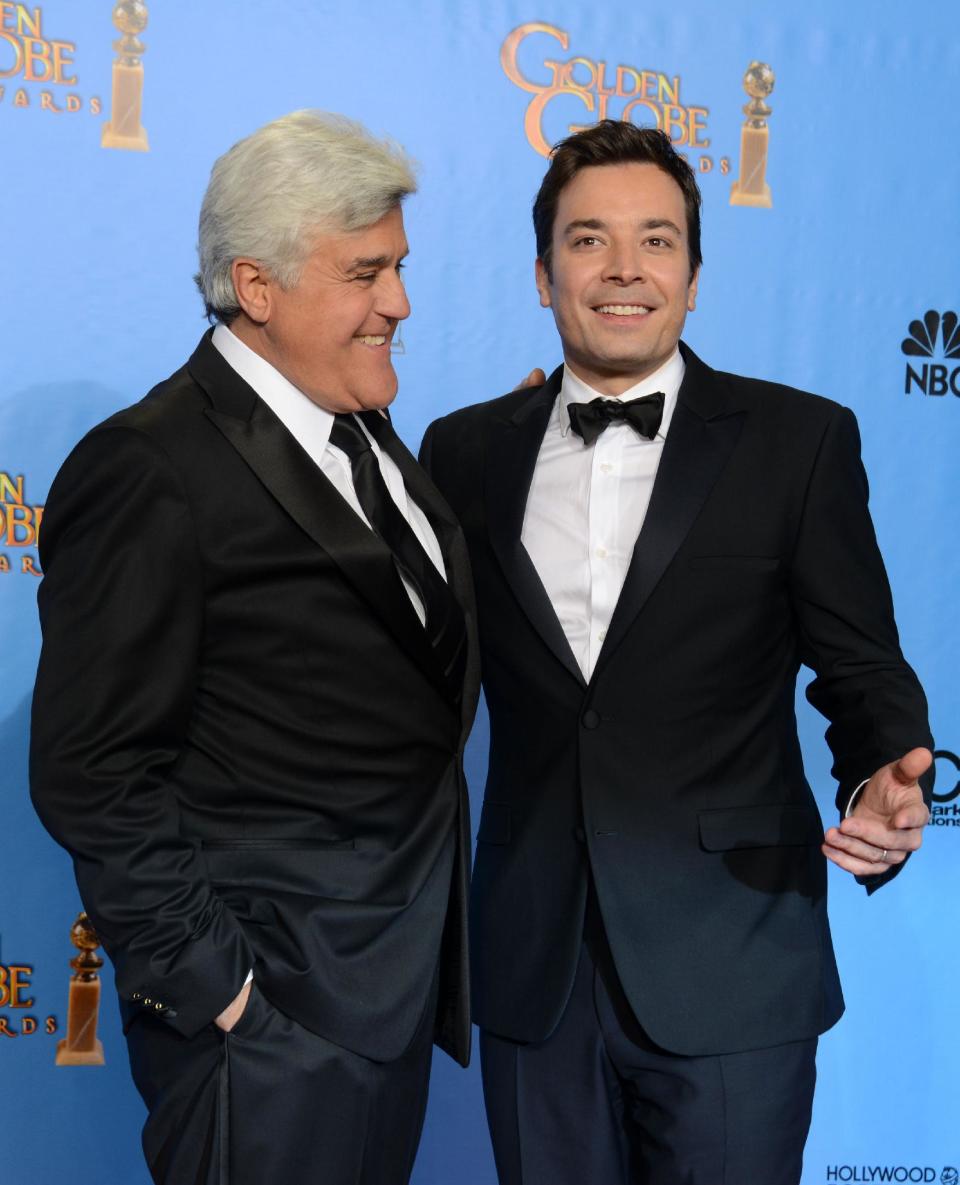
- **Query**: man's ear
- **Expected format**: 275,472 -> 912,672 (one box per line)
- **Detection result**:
687,266 -> 700,313
232,258 -> 273,325
535,257 -> 553,309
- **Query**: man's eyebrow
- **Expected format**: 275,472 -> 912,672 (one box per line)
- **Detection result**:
562,219 -> 607,236
346,250 -> 409,272
641,217 -> 684,236
346,254 -> 392,271
343,254 -> 388,271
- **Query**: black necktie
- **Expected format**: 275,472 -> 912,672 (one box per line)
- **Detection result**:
567,392 -> 665,446
329,410 -> 466,700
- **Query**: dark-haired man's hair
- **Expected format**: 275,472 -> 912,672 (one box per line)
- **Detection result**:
533,120 -> 703,282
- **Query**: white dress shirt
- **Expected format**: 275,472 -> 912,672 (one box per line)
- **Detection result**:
521,349 -> 685,681
211,323 -> 446,626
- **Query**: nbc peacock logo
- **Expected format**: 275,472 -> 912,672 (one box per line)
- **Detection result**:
902,310 -> 960,396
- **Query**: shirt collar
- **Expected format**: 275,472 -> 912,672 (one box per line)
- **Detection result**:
557,348 -> 685,440
211,322 -> 337,452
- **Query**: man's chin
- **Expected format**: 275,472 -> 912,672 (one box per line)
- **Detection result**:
354,383 -> 398,413
368,377 -> 398,405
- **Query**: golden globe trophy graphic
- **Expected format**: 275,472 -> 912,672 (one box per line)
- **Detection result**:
55,913 -> 106,1066
101,0 -> 150,152
730,61 -> 775,208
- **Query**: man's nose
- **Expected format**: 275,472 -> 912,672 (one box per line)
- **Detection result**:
603,243 -> 646,285
378,269 -> 411,320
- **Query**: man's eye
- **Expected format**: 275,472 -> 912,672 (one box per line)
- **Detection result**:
646,237 -> 670,248
395,262 -> 406,274
355,272 -> 377,283
573,236 -> 599,247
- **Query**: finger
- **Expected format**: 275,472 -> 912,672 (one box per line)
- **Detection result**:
837,814 -> 925,851
892,802 -> 931,830
515,368 -> 547,390
513,372 -> 540,392
836,816 -> 899,846
892,746 -> 933,786
824,828 -> 906,866
822,844 -> 895,878
891,801 -> 929,829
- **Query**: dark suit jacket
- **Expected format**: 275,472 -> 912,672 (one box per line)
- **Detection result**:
421,343 -> 932,1058
30,331 -> 479,1065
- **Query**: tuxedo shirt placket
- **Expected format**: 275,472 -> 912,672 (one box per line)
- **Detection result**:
521,351 -> 685,681
587,423 -> 630,677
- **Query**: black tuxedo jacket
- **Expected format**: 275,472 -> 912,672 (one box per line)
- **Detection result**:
31,331 -> 479,1065
421,344 -> 932,1058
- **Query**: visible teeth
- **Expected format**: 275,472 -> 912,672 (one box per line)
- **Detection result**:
356,335 -> 387,345
596,305 -> 651,315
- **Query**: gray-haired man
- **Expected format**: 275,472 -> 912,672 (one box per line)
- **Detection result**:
31,110 -> 478,1185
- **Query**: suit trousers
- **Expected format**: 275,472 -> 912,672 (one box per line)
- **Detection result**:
480,901 -> 817,1185
125,971 -> 440,1185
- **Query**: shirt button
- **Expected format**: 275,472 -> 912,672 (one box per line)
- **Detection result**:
596,546 -> 608,559
598,629 -> 607,642
600,463 -> 613,474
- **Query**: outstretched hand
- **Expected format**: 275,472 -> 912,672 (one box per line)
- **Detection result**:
822,747 -> 932,878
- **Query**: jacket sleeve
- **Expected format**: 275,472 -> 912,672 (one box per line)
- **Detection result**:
30,425 -> 252,1036
788,405 -> 934,890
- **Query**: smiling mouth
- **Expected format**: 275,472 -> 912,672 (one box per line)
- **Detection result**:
594,304 -> 652,317
354,334 -> 389,346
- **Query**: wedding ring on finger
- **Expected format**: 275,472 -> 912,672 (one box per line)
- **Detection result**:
879,848 -> 888,863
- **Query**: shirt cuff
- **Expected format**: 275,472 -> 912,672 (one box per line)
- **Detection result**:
844,778 -> 871,818
242,968 -> 253,987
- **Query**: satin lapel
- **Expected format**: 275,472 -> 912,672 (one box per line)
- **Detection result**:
485,368 -> 586,688
373,420 -> 481,728
204,398 -> 451,699
592,348 -> 747,679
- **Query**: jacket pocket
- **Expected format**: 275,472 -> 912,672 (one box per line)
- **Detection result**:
698,802 -> 823,852
476,801 -> 511,845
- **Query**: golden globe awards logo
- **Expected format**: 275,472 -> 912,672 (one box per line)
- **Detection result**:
0,471 -> 43,575
0,1 -> 149,150
0,935 -> 58,1041
501,22 -> 731,177
0,3 -> 101,116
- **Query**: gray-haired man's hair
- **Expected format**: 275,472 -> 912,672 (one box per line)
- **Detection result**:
195,110 -> 418,323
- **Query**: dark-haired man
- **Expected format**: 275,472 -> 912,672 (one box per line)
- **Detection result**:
421,121 -> 932,1185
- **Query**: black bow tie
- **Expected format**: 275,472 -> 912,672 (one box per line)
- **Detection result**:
567,392 -> 665,446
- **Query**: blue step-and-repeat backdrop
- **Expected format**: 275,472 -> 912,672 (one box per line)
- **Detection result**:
1,1 -> 957,1182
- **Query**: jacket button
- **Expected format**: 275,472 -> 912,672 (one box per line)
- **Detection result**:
132,992 -> 142,1000
582,709 -> 600,730
143,998 -> 152,1006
